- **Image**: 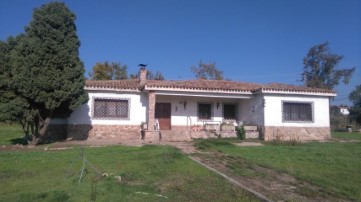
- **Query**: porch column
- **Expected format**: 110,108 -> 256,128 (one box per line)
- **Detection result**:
147,90 -> 155,131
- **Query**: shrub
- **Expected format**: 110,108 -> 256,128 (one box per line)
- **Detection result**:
236,126 -> 245,140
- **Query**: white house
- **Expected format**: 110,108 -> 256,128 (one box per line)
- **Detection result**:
339,106 -> 350,116
50,68 -> 336,142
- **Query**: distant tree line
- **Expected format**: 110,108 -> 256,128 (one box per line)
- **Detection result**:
88,62 -> 164,80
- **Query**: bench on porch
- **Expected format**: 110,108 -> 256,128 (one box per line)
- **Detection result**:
204,123 -> 220,132
244,125 -> 259,139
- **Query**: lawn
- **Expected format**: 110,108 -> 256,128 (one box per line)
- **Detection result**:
0,145 -> 258,201
194,139 -> 361,201
332,131 -> 361,141
0,123 -> 256,201
0,123 -> 25,145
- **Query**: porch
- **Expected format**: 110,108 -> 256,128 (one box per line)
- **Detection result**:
143,91 -> 262,141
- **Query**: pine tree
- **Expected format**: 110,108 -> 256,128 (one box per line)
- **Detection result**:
1,2 -> 87,144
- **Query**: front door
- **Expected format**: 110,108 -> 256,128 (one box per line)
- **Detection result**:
155,103 -> 171,130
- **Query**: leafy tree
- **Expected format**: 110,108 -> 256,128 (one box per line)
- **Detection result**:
349,85 -> 361,124
301,42 -> 355,89
0,2 -> 87,144
153,70 -> 165,80
191,61 -> 223,80
89,61 -> 128,80
129,69 -> 165,80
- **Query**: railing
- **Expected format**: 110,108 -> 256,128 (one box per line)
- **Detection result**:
187,116 -> 192,136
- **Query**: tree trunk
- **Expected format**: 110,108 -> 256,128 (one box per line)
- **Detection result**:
39,117 -> 51,137
28,117 -> 51,145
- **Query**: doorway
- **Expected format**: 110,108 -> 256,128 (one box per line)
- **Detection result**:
155,103 -> 171,130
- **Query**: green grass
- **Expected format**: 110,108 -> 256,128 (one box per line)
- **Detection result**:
194,139 -> 361,201
332,132 -> 361,140
0,145 -> 257,201
0,123 -> 26,145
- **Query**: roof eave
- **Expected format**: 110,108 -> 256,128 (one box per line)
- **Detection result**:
84,86 -> 140,92
256,89 -> 337,97
144,86 -> 253,94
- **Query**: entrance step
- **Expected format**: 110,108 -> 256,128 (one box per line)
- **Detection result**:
160,130 -> 192,141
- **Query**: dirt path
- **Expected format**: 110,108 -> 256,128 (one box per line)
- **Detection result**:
171,142 -> 348,202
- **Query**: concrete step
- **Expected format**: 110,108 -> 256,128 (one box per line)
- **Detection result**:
160,130 -> 192,141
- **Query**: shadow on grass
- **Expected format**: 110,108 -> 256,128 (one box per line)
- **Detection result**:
9,137 -> 70,147
10,137 -> 28,145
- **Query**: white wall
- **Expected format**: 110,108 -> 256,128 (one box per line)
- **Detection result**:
156,95 -> 247,126
67,91 -> 147,125
263,94 -> 330,127
238,94 -> 264,126
66,90 -> 331,128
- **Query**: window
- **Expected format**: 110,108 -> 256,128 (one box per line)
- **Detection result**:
93,98 -> 129,119
198,103 -> 213,120
223,104 -> 237,121
282,101 -> 313,122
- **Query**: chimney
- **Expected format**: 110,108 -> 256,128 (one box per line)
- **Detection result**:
139,64 -> 147,86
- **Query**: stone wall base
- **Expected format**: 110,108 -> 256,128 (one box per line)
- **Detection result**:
161,125 -> 237,141
67,124 -> 142,141
48,124 -> 330,142
245,132 -> 259,139
142,130 -> 160,143
263,126 -> 331,141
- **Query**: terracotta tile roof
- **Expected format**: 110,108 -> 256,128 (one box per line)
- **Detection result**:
259,83 -> 335,94
85,79 -> 336,94
146,80 -> 261,92
85,80 -> 139,90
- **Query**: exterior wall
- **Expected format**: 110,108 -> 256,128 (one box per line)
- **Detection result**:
67,91 -> 147,125
263,126 -> 330,141
67,124 -> 142,140
262,94 -> 331,140
160,126 -> 236,141
53,90 -> 333,142
156,95 -> 249,127
65,90 -> 146,141
238,94 -> 264,126
263,94 -> 330,127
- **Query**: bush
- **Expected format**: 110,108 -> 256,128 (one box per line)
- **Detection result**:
236,125 -> 245,140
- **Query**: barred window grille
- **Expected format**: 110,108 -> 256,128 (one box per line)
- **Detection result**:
93,99 -> 129,119
223,104 -> 237,121
198,103 -> 213,120
282,101 -> 313,122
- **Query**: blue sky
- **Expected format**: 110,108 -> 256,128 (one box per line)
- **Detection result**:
1,0 -> 360,105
